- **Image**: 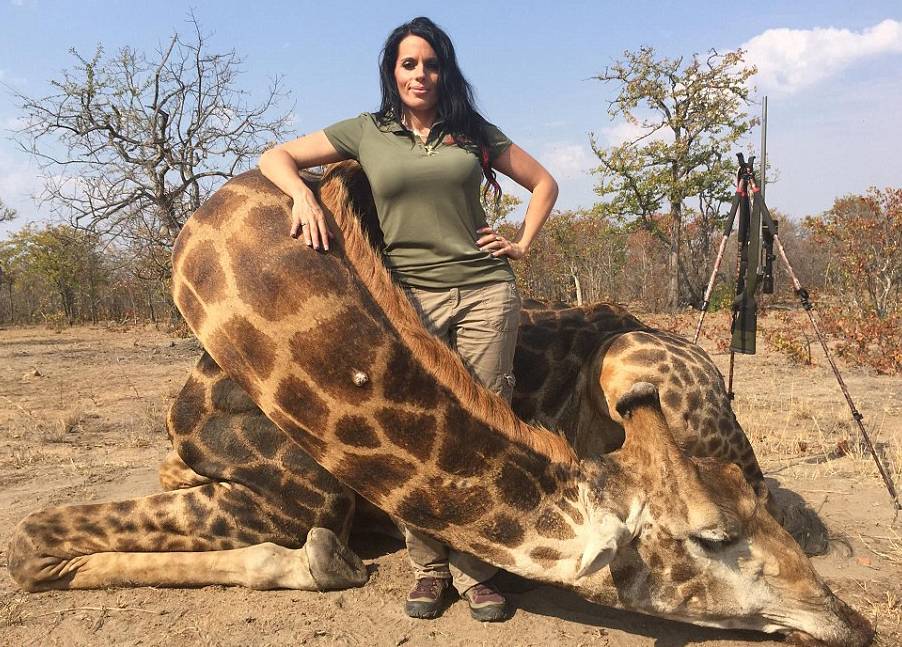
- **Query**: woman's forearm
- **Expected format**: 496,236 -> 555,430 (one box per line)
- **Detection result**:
516,175 -> 559,252
258,132 -> 345,249
258,131 -> 345,201
258,148 -> 315,201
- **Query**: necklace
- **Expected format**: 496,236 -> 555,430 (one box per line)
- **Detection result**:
402,119 -> 439,155
401,115 -> 432,139
401,115 -> 441,157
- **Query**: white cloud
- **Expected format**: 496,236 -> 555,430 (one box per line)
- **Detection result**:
742,19 -> 902,94
541,142 -> 595,179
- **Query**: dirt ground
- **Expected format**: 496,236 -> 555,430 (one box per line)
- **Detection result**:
1,314 -> 901,647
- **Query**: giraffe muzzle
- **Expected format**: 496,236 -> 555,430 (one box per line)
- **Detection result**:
784,595 -> 874,647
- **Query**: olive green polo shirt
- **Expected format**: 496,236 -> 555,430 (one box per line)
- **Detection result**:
323,113 -> 515,288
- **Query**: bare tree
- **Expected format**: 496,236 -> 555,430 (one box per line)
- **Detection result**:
14,17 -> 293,279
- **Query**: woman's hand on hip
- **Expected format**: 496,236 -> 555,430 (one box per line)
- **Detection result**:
290,190 -> 333,251
476,227 -> 526,260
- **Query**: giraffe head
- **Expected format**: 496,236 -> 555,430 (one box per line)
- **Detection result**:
565,383 -> 872,647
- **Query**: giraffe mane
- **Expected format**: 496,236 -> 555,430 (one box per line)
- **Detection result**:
315,161 -> 577,466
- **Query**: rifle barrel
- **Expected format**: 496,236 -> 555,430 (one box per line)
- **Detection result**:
760,96 -> 767,203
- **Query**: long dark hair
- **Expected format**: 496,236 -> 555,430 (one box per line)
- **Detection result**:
376,17 -> 501,204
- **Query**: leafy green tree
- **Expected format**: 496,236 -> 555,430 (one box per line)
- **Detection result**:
3,225 -> 108,324
591,47 -> 757,309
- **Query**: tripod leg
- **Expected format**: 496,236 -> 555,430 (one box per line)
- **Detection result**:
693,234 -> 730,344
727,351 -> 736,400
773,234 -> 901,510
693,192 -> 743,344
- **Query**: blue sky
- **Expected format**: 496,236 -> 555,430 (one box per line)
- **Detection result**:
2,0 -> 901,235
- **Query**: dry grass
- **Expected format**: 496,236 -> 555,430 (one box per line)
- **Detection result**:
36,407 -> 84,443
127,398 -> 167,448
871,590 -> 902,646
735,382 -> 901,485
0,394 -> 87,442
848,582 -> 902,646
0,593 -> 29,628
3,446 -> 54,470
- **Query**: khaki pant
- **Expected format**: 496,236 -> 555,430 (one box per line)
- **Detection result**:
401,280 -> 521,593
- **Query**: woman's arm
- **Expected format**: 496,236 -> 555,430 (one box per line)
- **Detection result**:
477,144 -> 558,260
258,131 -> 347,250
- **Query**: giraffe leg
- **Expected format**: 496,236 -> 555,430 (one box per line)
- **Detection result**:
7,482 -> 366,592
158,449 -> 213,490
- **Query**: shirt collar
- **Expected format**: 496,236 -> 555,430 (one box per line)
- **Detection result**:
374,112 -> 446,137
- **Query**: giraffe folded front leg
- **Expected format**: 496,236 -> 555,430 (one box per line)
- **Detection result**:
158,450 -> 213,491
243,529 -> 367,591
305,527 -> 368,590
10,535 -> 366,592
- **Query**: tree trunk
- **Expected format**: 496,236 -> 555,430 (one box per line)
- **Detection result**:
669,201 -> 682,310
571,269 -> 583,306
147,289 -> 156,324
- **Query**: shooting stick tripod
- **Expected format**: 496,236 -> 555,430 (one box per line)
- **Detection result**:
692,153 -> 901,511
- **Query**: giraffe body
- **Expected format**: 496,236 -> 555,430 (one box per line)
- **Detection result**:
7,163 -> 872,647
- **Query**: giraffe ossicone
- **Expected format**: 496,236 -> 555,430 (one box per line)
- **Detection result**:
7,162 -> 872,647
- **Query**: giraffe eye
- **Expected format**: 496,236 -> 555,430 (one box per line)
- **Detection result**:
689,535 -> 737,553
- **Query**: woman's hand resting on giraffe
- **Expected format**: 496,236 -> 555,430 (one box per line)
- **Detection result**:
476,226 -> 527,260
289,185 -> 333,252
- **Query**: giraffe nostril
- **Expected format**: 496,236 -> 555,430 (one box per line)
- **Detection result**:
351,370 -> 369,387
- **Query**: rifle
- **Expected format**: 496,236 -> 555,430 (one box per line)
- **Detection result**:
693,153 -> 776,356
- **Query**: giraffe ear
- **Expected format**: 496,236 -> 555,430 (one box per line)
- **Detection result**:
615,382 -> 689,469
575,514 -> 632,579
615,382 -> 729,537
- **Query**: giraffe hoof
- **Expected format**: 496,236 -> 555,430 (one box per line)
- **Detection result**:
305,527 -> 368,590
615,382 -> 660,417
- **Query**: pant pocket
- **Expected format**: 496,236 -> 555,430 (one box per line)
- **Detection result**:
489,282 -> 521,333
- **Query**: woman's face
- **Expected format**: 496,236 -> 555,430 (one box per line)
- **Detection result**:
394,35 -> 440,115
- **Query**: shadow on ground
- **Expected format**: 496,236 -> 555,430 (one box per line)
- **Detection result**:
767,477 -> 832,556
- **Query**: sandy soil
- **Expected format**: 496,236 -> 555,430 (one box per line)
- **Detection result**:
1,316 -> 901,646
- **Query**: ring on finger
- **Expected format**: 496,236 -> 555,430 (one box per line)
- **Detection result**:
301,223 -> 310,228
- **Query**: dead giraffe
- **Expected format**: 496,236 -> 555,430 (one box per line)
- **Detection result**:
8,162 -> 872,647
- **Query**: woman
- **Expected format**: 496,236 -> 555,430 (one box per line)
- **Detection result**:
258,16 -> 557,623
